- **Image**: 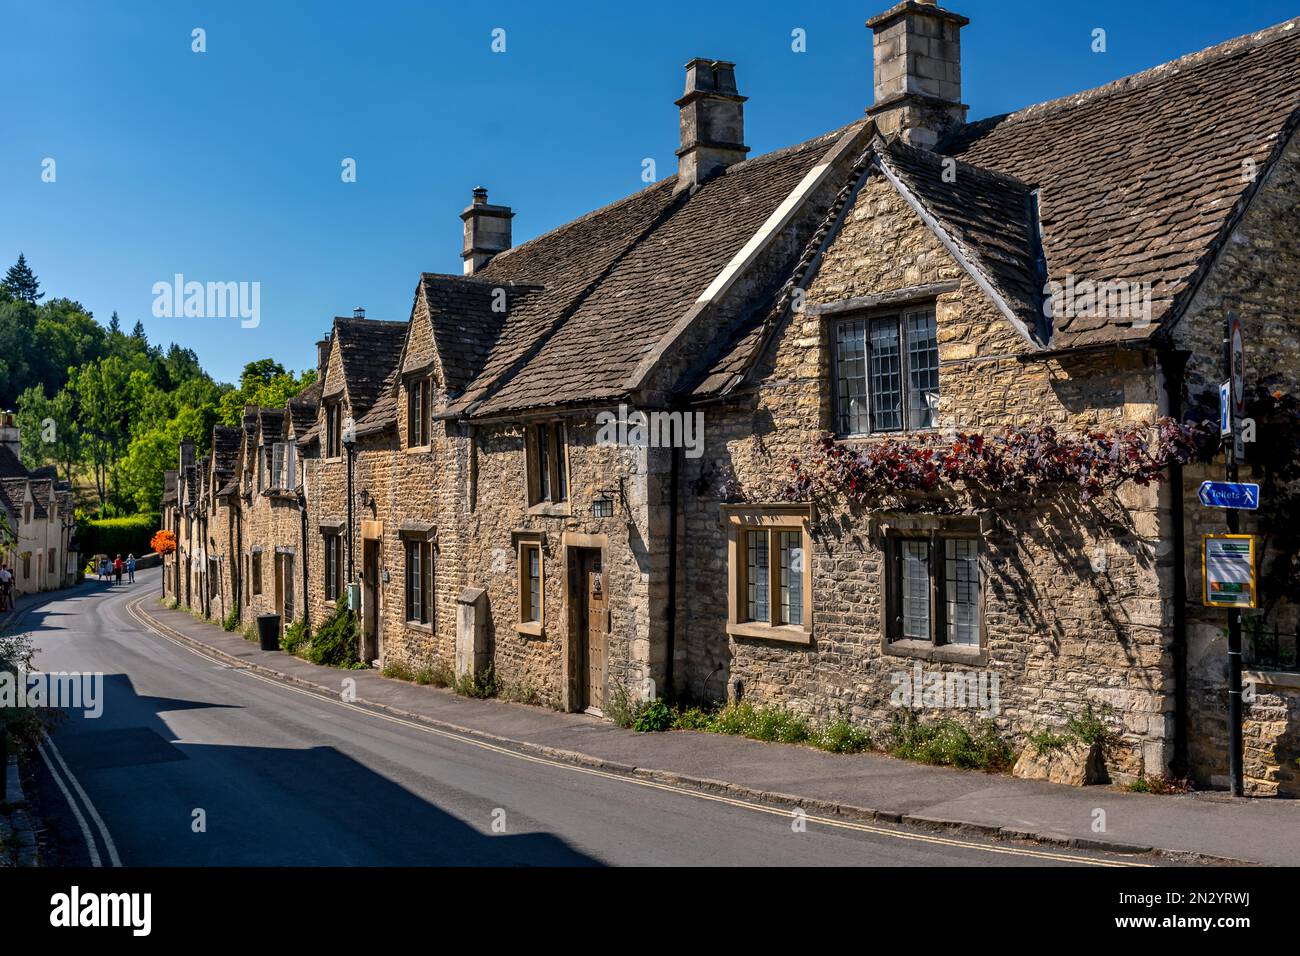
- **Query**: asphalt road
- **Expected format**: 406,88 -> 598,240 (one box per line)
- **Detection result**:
16,568 -> 1158,867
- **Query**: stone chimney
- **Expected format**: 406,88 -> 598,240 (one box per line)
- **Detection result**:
316,335 -> 331,379
675,58 -> 749,193
866,0 -> 968,149
0,412 -> 19,463
460,187 -> 513,275
179,440 -> 196,474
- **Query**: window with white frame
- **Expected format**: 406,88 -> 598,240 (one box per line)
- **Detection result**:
268,441 -> 296,491
834,307 -> 939,435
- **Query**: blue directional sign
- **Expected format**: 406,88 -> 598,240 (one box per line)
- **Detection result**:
1198,481 -> 1260,510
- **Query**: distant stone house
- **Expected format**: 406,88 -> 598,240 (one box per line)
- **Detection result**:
163,2 -> 1300,793
0,413 -> 77,596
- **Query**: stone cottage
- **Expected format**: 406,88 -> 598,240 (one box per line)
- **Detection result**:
163,2 -> 1300,793
0,412 -> 77,596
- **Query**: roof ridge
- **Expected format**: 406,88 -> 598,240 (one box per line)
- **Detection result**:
883,137 -> 1034,190
335,317 -> 407,328
487,122 -> 865,269
953,17 -> 1300,138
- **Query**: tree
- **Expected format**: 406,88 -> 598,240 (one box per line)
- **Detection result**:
217,359 -> 315,427
1,253 -> 43,304
15,385 -> 81,481
69,356 -> 134,504
108,310 -> 121,335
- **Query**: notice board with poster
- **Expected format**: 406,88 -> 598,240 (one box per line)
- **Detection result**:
1202,534 -> 1258,608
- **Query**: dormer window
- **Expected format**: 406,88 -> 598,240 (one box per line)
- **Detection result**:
833,307 -> 939,435
269,441 -> 296,491
407,376 -> 432,448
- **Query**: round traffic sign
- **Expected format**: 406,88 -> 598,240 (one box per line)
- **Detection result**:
1230,314 -> 1245,414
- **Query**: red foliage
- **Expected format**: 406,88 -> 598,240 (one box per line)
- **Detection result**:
150,529 -> 177,555
783,419 -> 1216,507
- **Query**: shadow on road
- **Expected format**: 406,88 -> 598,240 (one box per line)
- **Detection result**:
14,586 -> 601,866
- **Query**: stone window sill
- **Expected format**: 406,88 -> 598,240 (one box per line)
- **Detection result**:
884,638 -> 986,665
404,620 -> 433,634
516,621 -> 543,637
727,621 -> 812,646
837,426 -> 939,444
405,445 -> 433,455
1243,669 -> 1300,690
527,501 -> 570,518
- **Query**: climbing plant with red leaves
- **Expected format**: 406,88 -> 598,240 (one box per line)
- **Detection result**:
783,418 -> 1216,509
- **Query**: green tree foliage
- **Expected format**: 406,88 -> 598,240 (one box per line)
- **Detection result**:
217,359 -> 316,427
15,385 -> 80,481
2,254 -> 302,518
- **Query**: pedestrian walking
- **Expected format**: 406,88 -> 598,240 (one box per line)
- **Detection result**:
113,554 -> 123,586
98,557 -> 109,581
127,553 -> 136,584
0,563 -> 12,611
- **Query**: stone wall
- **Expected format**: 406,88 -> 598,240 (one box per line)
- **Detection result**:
678,172 -> 1173,780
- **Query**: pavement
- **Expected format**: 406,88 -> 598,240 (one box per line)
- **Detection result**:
97,573 -> 1300,866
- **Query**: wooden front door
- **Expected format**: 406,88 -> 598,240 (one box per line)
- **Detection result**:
579,550 -> 607,712
273,555 -> 285,634
362,539 -> 381,663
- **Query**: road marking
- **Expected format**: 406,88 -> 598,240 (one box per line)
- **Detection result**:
42,732 -> 122,867
127,598 -> 1147,867
36,738 -> 102,867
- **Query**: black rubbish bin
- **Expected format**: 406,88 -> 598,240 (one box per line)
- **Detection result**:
257,614 -> 281,651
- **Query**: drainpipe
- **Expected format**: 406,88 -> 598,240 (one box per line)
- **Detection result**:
233,505 -> 243,613
665,443 -> 680,700
345,440 -> 356,584
1162,348 -> 1191,777
298,486 -> 310,630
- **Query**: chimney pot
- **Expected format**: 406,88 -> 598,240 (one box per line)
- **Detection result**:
353,306 -> 366,319
460,186 -> 513,275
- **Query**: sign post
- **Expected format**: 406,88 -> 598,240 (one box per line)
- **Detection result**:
1222,312 -> 1246,796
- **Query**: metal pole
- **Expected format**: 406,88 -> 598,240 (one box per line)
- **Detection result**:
1223,314 -> 1244,797
346,444 -> 355,585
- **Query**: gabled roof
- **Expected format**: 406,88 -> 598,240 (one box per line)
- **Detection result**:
942,17 -> 1300,346
211,426 -> 241,483
257,408 -> 285,443
287,381 -> 321,439
409,274 -> 544,397
443,123 -> 863,418
322,317 -> 408,419
877,139 -> 1046,345
0,478 -> 26,521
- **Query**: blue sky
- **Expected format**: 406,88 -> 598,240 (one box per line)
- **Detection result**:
2,0 -> 1295,385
